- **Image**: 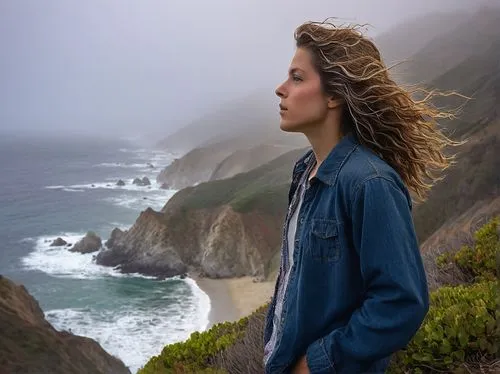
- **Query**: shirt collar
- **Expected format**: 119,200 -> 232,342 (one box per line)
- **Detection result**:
298,132 -> 359,186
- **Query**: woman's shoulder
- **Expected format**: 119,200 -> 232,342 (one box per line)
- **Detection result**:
339,143 -> 408,195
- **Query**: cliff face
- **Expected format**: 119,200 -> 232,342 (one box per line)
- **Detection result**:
0,275 -> 131,374
96,205 -> 283,279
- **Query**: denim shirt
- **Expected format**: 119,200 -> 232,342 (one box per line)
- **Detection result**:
263,133 -> 430,374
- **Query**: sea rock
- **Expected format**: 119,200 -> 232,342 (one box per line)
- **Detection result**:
132,177 -> 151,186
116,179 -> 125,186
69,232 -> 102,254
50,237 -> 67,247
0,275 -> 131,374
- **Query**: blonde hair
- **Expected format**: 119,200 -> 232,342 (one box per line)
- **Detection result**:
294,20 -> 464,202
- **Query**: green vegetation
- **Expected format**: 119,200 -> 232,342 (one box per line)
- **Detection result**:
388,281 -> 498,372
388,216 -> 499,373
165,148 -> 305,215
140,217 -> 499,373
138,319 -> 247,373
138,307 -> 268,374
436,217 -> 499,282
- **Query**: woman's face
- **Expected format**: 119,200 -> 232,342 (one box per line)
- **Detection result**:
275,47 -> 331,133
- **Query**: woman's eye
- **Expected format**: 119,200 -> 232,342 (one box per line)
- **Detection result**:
292,75 -> 302,82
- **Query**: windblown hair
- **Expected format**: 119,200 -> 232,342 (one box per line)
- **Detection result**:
294,20 -> 464,202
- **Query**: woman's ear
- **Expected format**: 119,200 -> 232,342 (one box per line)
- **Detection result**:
327,97 -> 344,109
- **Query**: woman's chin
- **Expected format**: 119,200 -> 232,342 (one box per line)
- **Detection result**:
280,121 -> 301,133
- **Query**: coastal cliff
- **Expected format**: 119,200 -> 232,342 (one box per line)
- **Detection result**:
97,205 -> 283,279
97,148 -> 305,279
0,275 -> 131,374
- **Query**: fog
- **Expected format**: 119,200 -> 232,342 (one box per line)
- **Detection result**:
0,0 -> 480,140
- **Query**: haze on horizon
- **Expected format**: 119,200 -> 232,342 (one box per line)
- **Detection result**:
0,0 -> 480,142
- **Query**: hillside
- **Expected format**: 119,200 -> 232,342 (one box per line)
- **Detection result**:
0,275 -> 131,374
412,117 -> 500,244
390,4 -> 500,85
156,136 -> 304,190
411,36 -> 500,243
209,143 -> 298,181
155,91 -> 278,154
375,10 -> 470,70
426,39 -> 500,138
156,137 -> 249,190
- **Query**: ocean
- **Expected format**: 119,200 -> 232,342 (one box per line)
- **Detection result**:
0,134 -> 210,373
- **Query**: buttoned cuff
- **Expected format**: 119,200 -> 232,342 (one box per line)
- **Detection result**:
306,337 -> 336,373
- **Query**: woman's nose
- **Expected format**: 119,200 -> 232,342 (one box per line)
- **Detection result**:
275,82 -> 286,98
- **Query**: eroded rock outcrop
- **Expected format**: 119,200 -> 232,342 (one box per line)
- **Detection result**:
96,205 -> 282,280
0,275 -> 131,374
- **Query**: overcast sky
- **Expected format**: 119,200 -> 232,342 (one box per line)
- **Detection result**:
0,0 -> 479,139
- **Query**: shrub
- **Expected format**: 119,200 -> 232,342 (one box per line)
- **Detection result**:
212,304 -> 269,374
452,216 -> 499,282
389,216 -> 499,372
138,318 -> 249,374
432,216 -> 499,288
388,281 -> 499,373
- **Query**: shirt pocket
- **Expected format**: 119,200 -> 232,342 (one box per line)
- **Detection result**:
309,218 -> 341,263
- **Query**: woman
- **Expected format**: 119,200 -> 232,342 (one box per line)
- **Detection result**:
263,20 -> 459,374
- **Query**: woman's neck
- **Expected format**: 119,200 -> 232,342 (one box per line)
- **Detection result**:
306,126 -> 343,166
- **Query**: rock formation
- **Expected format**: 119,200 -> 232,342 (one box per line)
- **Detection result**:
96,204 -> 283,280
0,275 -> 131,374
69,231 -> 102,254
132,177 -> 151,186
50,237 -> 67,247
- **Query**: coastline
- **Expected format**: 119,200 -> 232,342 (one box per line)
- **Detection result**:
191,274 -> 276,329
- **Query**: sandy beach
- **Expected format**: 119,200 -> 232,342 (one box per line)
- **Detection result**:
192,275 -> 276,328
